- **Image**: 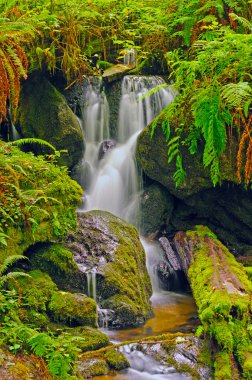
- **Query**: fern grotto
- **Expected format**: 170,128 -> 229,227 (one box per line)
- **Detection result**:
0,0 -> 251,379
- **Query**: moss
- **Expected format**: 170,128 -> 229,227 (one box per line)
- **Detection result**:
29,243 -> 79,289
0,142 -> 82,263
67,211 -> 152,327
102,294 -> 142,326
18,270 -> 58,312
184,226 -> 252,379
76,358 -> 109,378
17,74 -> 84,169
214,351 -> 232,380
104,348 -> 129,370
48,291 -> 97,327
245,267 -> 252,281
61,327 -> 110,352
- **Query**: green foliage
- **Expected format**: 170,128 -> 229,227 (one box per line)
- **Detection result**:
187,226 -> 252,378
0,141 -> 82,256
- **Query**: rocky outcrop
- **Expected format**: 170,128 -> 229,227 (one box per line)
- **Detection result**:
28,211 -> 152,328
66,210 -> 152,327
136,122 -> 237,199
102,64 -> 134,84
98,139 -> 116,160
17,74 -> 84,169
138,183 -> 174,236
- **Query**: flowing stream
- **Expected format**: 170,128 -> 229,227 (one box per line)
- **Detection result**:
77,76 -> 197,379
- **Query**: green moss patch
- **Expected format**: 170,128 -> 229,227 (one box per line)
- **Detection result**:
48,291 -> 98,327
0,141 -> 82,263
179,226 -> 252,379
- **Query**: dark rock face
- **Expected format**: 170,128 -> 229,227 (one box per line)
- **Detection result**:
136,117 -> 252,256
139,183 -> 174,236
65,210 -> 152,328
98,139 -> 116,160
136,124 -> 213,199
136,122 -> 237,199
17,74 -> 84,169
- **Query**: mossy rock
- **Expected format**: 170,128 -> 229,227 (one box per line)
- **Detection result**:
28,243 -> 80,291
48,291 -> 97,327
104,348 -> 129,370
138,182 -> 174,236
18,270 -> 58,313
0,142 -> 82,263
60,326 -> 110,352
66,210 -> 152,328
17,73 -> 84,169
76,358 -> 109,378
136,122 -> 238,199
0,347 -> 52,379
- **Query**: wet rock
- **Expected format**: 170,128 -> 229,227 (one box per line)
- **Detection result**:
17,73 -> 84,170
102,64 -> 134,84
119,334 -> 213,380
98,139 -> 116,160
138,183 -> 174,236
64,210 -> 152,328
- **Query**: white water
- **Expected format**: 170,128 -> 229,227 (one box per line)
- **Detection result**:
79,75 -> 175,223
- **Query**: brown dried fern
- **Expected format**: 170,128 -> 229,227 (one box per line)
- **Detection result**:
236,113 -> 252,184
0,37 -> 28,123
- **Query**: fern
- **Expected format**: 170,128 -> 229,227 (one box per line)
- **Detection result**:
173,154 -> 186,186
221,82 -> 252,109
191,85 -> 230,185
229,13 -> 252,31
0,255 -> 29,276
9,138 -> 56,152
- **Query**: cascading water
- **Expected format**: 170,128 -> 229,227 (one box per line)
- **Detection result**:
76,76 -> 197,379
79,75 -> 175,222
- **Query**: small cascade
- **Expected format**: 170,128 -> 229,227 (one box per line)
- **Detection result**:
141,238 -> 164,294
79,75 -> 175,223
118,344 -> 191,380
123,48 -> 136,66
86,269 -> 97,301
78,77 -> 110,193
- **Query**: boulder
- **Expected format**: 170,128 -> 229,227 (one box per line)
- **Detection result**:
66,210 -> 152,328
138,182 -> 174,236
48,291 -> 97,327
102,64 -> 134,84
98,139 -> 116,160
17,74 -> 84,169
136,122 -> 237,199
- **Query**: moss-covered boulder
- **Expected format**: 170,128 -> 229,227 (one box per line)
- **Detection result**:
28,243 -> 80,292
66,210 -> 152,328
138,182 -> 174,236
174,226 -> 252,379
60,326 -> 109,352
136,122 -> 237,199
17,74 -> 84,169
19,270 -> 57,313
48,291 -> 97,327
104,348 -> 129,370
0,142 -> 82,263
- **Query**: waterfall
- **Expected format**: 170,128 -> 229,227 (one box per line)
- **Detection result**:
79,75 -> 175,223
123,48 -> 136,66
86,269 -> 97,301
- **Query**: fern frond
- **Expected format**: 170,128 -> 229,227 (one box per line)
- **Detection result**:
9,138 -> 56,152
229,13 -> 252,32
0,255 -> 29,276
221,82 -> 252,108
